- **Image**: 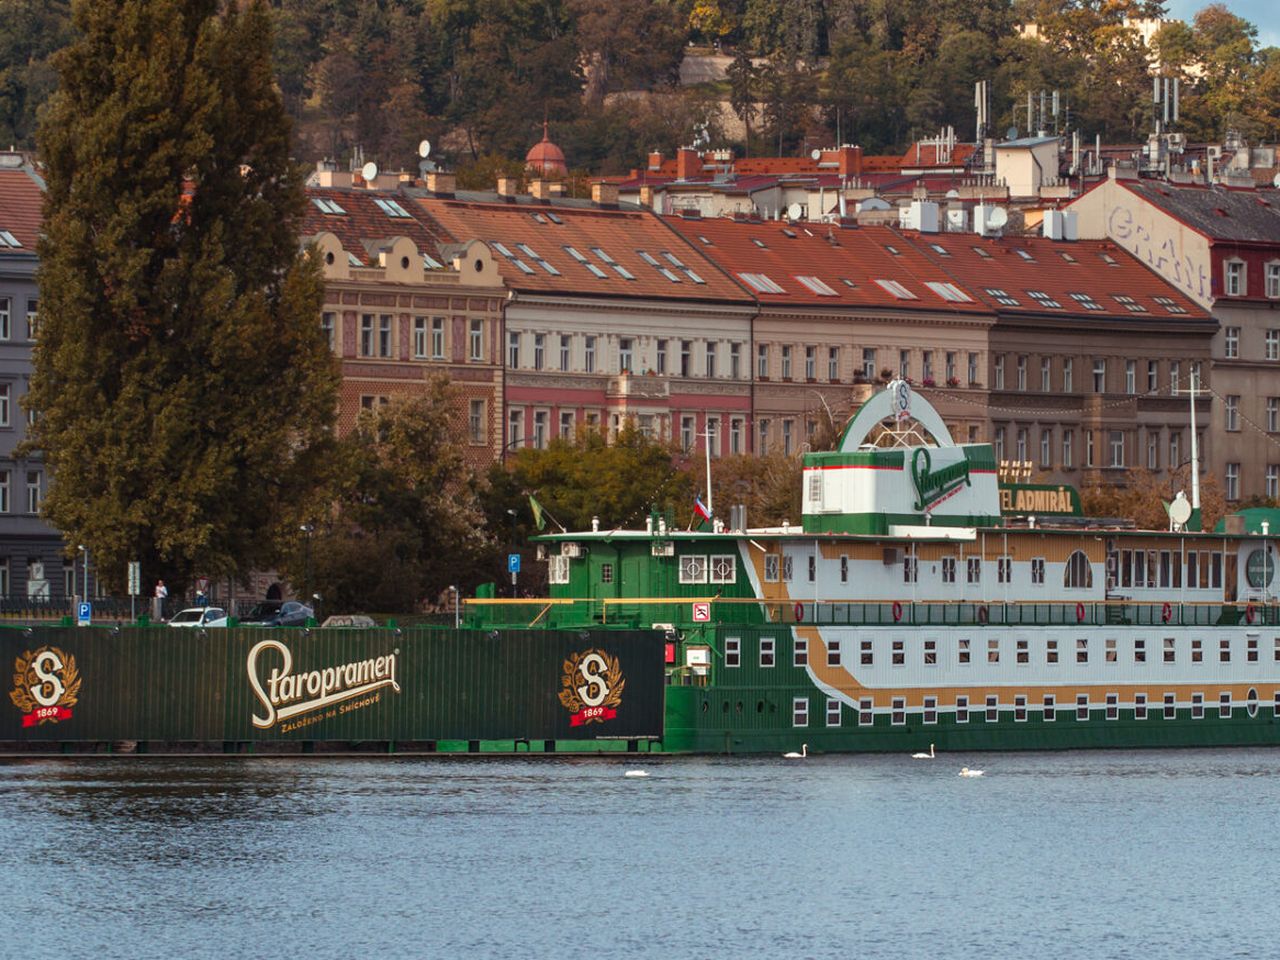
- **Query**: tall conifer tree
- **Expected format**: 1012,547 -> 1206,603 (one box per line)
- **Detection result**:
28,0 -> 337,591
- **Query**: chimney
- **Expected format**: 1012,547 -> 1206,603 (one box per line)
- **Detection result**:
529,179 -> 554,201
676,148 -> 700,181
647,150 -> 663,172
426,172 -> 456,196
592,182 -> 619,207
496,176 -> 519,199
638,185 -> 656,208
837,145 -> 863,178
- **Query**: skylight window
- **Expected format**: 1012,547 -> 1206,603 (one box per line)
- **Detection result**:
924,281 -> 973,303
972,246 -> 993,259
586,263 -> 608,279
1113,295 -> 1147,313
592,247 -> 617,264
885,245 -> 901,256
658,267 -> 683,283
531,213 -> 547,224
492,241 -> 514,258
1060,252 -> 1077,263
796,276 -> 838,297
347,252 -> 362,266
1099,252 -> 1118,266
0,230 -> 20,248
546,212 -> 563,224
738,272 -> 786,294
698,235 -> 712,245
684,269 -> 706,284
611,264 -> 636,280
373,197 -> 412,218
1027,290 -> 1062,308
564,246 -> 588,262
1069,292 -> 1103,311
1016,249 -> 1035,261
930,243 -> 950,256
875,279 -> 917,300
985,288 -> 1019,306
752,238 -> 768,248
516,243 -> 541,260
511,258 -> 535,274
662,251 -> 686,268
423,252 -> 444,270
311,197 -> 347,215
841,278 -> 857,287
1153,296 -> 1187,314
781,228 -> 797,238
637,250 -> 660,266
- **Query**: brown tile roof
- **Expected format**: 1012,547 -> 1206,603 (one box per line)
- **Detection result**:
0,166 -> 45,251
905,232 -> 1210,322
661,217 -> 990,314
301,187 -> 452,266
1116,179 -> 1280,244
409,194 -> 752,303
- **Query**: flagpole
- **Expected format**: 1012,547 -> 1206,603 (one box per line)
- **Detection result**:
703,424 -> 713,518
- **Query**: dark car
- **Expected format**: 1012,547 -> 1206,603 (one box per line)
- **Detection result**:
239,600 -> 313,627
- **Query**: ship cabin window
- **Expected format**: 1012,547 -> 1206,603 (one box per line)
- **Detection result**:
1135,639 -> 1146,663
548,555 -> 570,584
988,639 -> 999,663
860,640 -> 873,666
1043,694 -> 1056,720
1105,693 -> 1119,720
1187,551 -> 1197,587
1247,638 -> 1258,662
1106,639 -> 1117,663
1275,637 -> 1280,662
1164,637 -> 1176,663
840,555 -> 849,583
892,640 -> 905,666
956,696 -> 969,723
1076,639 -> 1088,664
924,696 -> 938,724
1135,693 -> 1148,720
1191,692 -> 1204,720
903,557 -> 918,583
891,697 -> 906,725
807,554 -> 816,582
760,638 -> 775,668
1064,550 -> 1092,588
1164,693 -> 1177,719
765,555 -> 780,582
600,563 -> 614,584
1031,558 -> 1045,585
783,556 -> 794,582
924,639 -> 937,665
1016,639 -> 1029,664
998,557 -> 1012,584
1014,694 -> 1028,722
794,638 -> 808,666
1219,691 -> 1232,719
967,557 -> 982,584
827,640 -> 841,667
1076,694 -> 1089,720
859,698 -> 873,725
1275,691 -> 1280,716
985,695 -> 998,722
1191,639 -> 1203,663
725,638 -> 741,667
1219,639 -> 1231,663
679,555 -> 707,583
709,555 -> 736,584
793,697 -> 809,727
958,639 -> 971,664
942,557 -> 956,583
1046,639 -> 1059,664
826,698 -> 842,727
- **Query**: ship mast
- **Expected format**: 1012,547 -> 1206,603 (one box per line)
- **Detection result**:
1189,367 -> 1200,514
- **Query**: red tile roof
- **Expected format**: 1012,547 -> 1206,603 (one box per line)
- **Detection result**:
0,165 -> 45,251
301,187 -> 452,266
410,194 -> 752,303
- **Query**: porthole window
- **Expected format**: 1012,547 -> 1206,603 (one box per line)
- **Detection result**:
325,251 -> 335,265
1247,687 -> 1259,718
474,259 -> 483,273
401,255 -> 410,269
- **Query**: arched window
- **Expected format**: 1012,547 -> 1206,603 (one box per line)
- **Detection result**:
1064,550 -> 1093,589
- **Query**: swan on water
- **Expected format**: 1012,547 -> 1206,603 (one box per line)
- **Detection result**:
958,766 -> 984,777
624,770 -> 650,778
911,743 -> 935,759
783,744 -> 808,759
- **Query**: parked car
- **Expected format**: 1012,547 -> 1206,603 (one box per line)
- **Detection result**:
168,607 -> 228,628
239,600 -> 313,627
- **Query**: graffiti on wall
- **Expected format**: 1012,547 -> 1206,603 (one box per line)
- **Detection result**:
1108,204 -> 1210,303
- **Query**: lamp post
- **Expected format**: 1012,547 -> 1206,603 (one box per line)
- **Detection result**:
77,544 -> 88,601
300,523 -> 314,609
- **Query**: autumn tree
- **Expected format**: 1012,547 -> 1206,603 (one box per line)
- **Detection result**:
28,0 -> 338,592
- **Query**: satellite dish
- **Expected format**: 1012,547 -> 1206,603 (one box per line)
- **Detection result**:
787,202 -> 804,220
987,207 -> 1009,228
361,161 -> 378,182
810,148 -> 822,161
945,189 -> 960,199
418,139 -> 432,159
1169,492 -> 1193,527
1006,126 -> 1018,140
858,197 -> 892,212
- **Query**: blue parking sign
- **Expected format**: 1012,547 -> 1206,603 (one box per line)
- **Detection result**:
507,553 -> 521,574
77,601 -> 92,627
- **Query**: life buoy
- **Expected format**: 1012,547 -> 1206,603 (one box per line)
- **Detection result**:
1246,604 -> 1257,625
1161,601 -> 1172,624
977,605 -> 989,624
1075,602 -> 1086,623
794,602 -> 804,623
892,601 -> 903,623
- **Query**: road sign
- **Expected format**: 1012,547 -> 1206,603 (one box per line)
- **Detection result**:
127,561 -> 141,596
77,602 -> 92,627
692,602 -> 710,622
508,553 -> 521,574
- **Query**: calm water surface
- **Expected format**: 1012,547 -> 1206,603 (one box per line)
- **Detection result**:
2,749 -> 1278,959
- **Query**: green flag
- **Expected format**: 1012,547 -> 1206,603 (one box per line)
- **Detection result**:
529,495 -> 546,531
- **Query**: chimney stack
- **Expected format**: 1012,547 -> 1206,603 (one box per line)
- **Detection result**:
592,182 -> 619,207
676,148 -> 700,181
638,185 -> 656,209
426,172 -> 456,196
496,176 -> 519,199
529,179 -> 554,201
647,151 -> 663,172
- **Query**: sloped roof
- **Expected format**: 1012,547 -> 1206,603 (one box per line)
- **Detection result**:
661,217 -> 990,314
409,193 -> 752,304
0,165 -> 45,252
906,232 -> 1209,322
1117,179 -> 1280,243
301,187 -> 452,267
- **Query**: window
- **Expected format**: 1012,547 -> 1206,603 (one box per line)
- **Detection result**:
1147,432 -> 1159,469
1225,260 -> 1245,297
428,317 -> 444,360
1015,694 -> 1028,722
377,315 -> 392,357
759,637 -> 775,668
1219,639 -> 1231,663
1135,638 -> 1147,663
1061,357 -> 1073,393
1031,558 -> 1045,584
968,353 -> 979,385
942,557 -> 956,584
956,696 -> 969,723
359,315 -> 374,356
1106,693 -> 1119,720
1191,639 -> 1203,663
986,288 -> 1019,307
705,342 -> 717,378
828,347 -> 839,381
679,555 -> 708,584
994,355 -> 1005,389
986,694 -> 998,722
968,557 -> 981,584
730,418 -> 743,454
0,383 -> 8,427
1064,551 -> 1092,588
708,555 -> 735,584
757,344 -> 769,379
1028,290 -> 1062,309
924,640 -> 937,665
891,697 -> 906,725
903,557 -> 917,583
1226,463 -> 1240,501
1040,429 -> 1051,468
1092,359 -> 1106,393
0,469 -> 7,512
781,345 -> 792,380
26,470 -> 41,514
891,639 -> 905,666
1076,694 -> 1089,721
826,698 -> 842,727
0,297 -> 8,339
793,696 -> 809,727
1154,296 -> 1187,314
1016,355 -> 1027,390
1062,430 -> 1073,468
1164,637 -> 1176,663
1267,264 -> 1280,299
764,555 -> 779,582
680,341 -> 692,377
862,348 -> 876,381
1248,637 -> 1258,663
807,553 -> 816,583
1134,693 -> 1148,720
507,331 -> 520,368
725,637 -> 740,667
547,555 -> 570,584
619,338 -> 633,373
1224,326 -> 1241,359
23,298 -> 37,340
319,312 -> 335,351
655,339 -> 667,375
1164,692 -> 1177,719
469,400 -> 485,444
859,698 -> 874,726
1043,694 -> 1056,721
1109,431 -> 1125,467
1076,638 -> 1089,664
1191,692 -> 1204,720
1226,395 -> 1240,431
730,342 -> 742,379
1016,639 -> 1029,664
924,696 -> 938,724
827,640 -> 841,667
1124,360 -> 1136,394
791,637 -> 809,668
988,638 -> 1000,664
559,410 -> 574,439
531,333 -> 545,371
994,427 -> 1005,460
958,639 -> 971,664
584,336 -> 596,373
470,319 -> 484,361
411,318 -> 427,359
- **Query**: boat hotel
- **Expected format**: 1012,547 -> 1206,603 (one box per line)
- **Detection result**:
474,380 -> 1280,753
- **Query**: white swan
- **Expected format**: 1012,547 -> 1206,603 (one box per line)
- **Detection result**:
783,744 -> 808,759
624,769 -> 649,778
958,766 -> 984,777
912,743 -> 935,759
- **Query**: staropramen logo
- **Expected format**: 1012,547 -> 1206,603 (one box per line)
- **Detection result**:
911,447 -> 972,512
10,646 -> 81,727
558,649 -> 625,727
247,638 -> 400,731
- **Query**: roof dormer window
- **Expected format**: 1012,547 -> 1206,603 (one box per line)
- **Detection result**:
1224,259 -> 1246,297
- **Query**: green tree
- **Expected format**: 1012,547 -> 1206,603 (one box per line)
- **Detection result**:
28,0 -> 338,593
0,0 -> 74,147
727,47 -> 757,149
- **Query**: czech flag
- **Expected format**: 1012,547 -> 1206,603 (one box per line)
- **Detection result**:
694,494 -> 712,522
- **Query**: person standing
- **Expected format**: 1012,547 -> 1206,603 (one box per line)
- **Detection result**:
154,579 -> 168,621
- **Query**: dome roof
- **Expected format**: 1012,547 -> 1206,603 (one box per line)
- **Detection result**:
525,121 -> 567,177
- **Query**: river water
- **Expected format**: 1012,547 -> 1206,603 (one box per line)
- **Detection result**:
2,748 -> 1277,959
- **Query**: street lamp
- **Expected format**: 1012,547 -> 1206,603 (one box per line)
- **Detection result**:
300,524 -> 314,608
77,544 -> 88,601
